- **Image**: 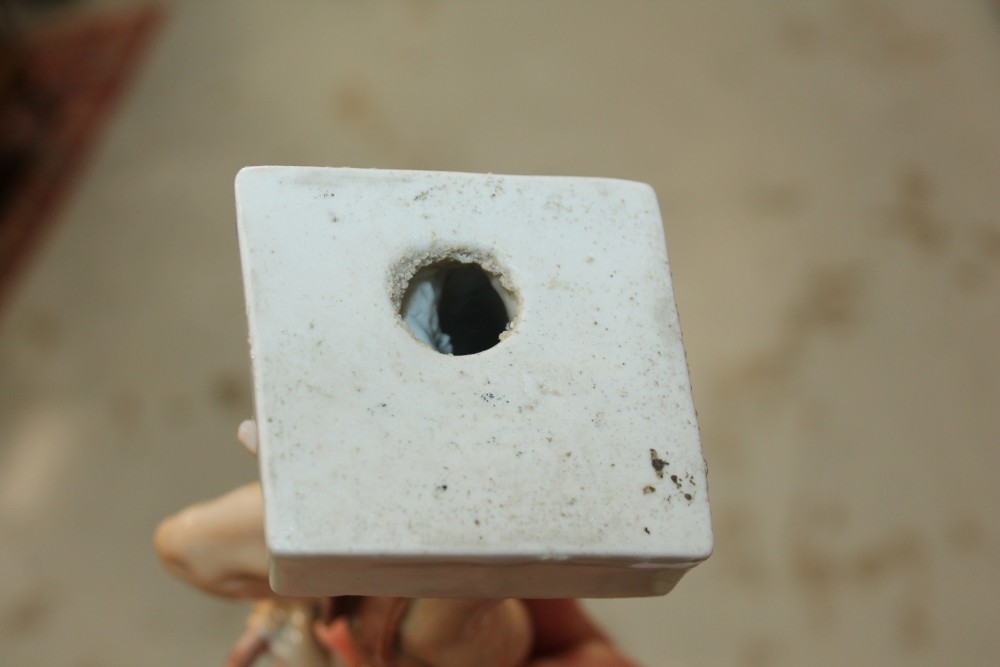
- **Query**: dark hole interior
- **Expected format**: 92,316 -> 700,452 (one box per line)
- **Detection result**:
437,263 -> 509,355
400,261 -> 512,356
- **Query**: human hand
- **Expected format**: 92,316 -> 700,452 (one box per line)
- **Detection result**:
312,597 -> 635,667
154,421 -> 637,666
521,599 -> 636,667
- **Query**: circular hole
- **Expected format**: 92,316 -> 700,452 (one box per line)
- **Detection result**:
399,260 -> 515,355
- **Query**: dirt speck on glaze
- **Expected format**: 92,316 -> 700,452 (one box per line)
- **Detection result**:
649,448 -> 667,478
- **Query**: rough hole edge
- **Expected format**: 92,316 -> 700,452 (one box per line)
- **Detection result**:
388,246 -> 521,353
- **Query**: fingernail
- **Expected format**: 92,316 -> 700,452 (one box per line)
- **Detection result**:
238,419 -> 258,455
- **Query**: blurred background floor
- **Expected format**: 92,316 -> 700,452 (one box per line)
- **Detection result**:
0,1 -> 998,665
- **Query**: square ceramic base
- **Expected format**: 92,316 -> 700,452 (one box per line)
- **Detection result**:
235,167 -> 712,597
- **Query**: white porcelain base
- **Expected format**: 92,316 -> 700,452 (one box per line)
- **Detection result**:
234,167 -> 712,598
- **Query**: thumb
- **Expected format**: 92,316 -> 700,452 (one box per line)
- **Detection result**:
400,598 -> 532,667
529,640 -> 637,667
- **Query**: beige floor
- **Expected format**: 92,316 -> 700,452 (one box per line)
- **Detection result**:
1,1 -> 999,665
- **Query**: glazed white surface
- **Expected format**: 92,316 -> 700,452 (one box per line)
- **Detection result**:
235,167 -> 710,596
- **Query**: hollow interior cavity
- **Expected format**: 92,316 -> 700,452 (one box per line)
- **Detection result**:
400,261 -> 514,355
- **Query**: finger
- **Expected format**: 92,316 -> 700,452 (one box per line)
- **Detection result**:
400,598 -> 531,667
238,419 -> 258,456
522,600 -> 608,657
223,627 -> 269,667
314,618 -> 365,667
256,601 -> 330,666
154,482 -> 272,598
528,640 -> 637,667
321,598 -> 532,667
